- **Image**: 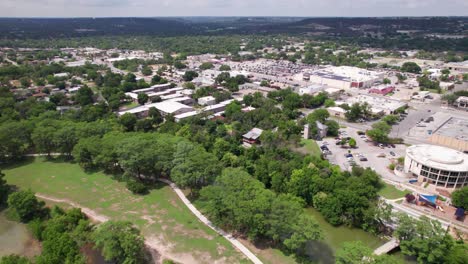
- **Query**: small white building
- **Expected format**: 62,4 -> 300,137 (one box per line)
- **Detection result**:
198,96 -> 216,106
327,106 -> 347,119
298,84 -> 325,95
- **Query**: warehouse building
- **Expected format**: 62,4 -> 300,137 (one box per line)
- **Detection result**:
344,95 -> 407,115
307,66 -> 384,89
404,145 -> 468,190
429,116 -> 468,152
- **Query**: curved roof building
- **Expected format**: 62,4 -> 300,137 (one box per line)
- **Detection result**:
404,145 -> 468,189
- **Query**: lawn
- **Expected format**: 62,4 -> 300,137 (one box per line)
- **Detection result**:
2,158 -> 248,264
299,139 -> 322,158
378,183 -> 410,200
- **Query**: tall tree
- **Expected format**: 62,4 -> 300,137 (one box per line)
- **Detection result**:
93,221 -> 146,264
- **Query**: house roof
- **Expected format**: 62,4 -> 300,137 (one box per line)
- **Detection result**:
243,128 -> 264,140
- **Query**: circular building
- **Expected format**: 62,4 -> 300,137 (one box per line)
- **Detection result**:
404,144 -> 468,189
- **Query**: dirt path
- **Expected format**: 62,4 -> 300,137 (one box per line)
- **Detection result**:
36,193 -> 110,223
158,179 -> 263,264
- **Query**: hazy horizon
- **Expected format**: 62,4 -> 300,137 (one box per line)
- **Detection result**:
1,0 -> 468,18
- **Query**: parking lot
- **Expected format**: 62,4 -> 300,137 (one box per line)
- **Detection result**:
319,126 -> 408,182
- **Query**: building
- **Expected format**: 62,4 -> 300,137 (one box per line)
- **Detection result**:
345,95 -> 407,115
327,106 -> 347,119
316,121 -> 328,140
307,66 -> 384,89
455,96 -> 468,110
404,145 -> 468,189
298,84 -> 325,95
242,128 -> 264,146
429,117 -> 468,152
439,82 -> 455,91
198,96 -> 216,106
369,85 -> 395,95
118,101 -> 193,118
446,60 -> 468,73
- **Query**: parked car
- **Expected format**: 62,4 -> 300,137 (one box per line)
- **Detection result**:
379,143 -> 385,149
359,157 -> 368,161
390,144 -> 396,148
377,153 -> 386,158
390,151 -> 396,156
345,153 -> 353,158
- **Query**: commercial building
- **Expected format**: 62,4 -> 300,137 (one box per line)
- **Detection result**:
307,66 -> 384,89
345,95 -> 407,115
429,116 -> 468,152
369,85 -> 395,95
404,145 -> 468,189
447,60 -> 468,73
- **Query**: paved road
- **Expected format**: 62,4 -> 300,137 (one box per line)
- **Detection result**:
158,179 -> 263,264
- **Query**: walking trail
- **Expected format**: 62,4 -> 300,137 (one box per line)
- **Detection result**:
158,179 -> 263,264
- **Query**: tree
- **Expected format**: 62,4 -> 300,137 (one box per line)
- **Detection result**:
141,65 -> 152,76
0,255 -> 32,264
32,124 -> 57,156
183,71 -> 199,82
119,113 -> 137,132
335,241 -> 373,264
260,80 -> 269,87
345,103 -> 363,122
75,86 -> 94,106
348,138 -> 357,148
224,101 -> 242,119
445,243 -> 468,264
383,78 -> 391,85
0,121 -> 32,161
451,187 -> 468,209
17,77 -> 31,88
171,142 -> 221,192
173,61 -> 186,69
148,107 -> 163,125
137,93 -> 148,105
219,65 -> 231,71
151,75 -> 168,85
324,99 -> 335,107
36,233 -> 84,264
307,109 -> 330,123
401,62 -> 422,74
7,190 -> 46,222
0,170 -> 9,204
199,62 -> 214,70
325,120 -> 339,137
394,215 -> 454,264
93,221 -> 146,264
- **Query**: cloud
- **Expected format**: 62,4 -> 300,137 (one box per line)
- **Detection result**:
1,0 -> 468,17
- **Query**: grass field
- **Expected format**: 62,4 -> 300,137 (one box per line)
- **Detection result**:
378,183 -> 410,200
2,158 -> 248,264
299,139 -> 322,158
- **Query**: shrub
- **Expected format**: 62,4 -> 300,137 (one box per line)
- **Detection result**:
126,180 -> 148,195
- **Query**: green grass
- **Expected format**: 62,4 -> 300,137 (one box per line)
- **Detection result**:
300,139 -> 321,158
121,101 -> 139,109
378,183 -> 410,200
2,158 -> 248,263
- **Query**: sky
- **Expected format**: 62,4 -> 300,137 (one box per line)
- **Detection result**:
1,0 -> 468,17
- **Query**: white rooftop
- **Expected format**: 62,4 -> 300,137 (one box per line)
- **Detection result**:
407,145 -> 468,172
